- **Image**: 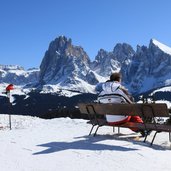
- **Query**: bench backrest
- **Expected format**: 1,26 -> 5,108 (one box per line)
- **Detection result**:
78,103 -> 169,118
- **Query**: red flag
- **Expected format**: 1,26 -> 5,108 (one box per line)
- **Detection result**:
6,84 -> 14,91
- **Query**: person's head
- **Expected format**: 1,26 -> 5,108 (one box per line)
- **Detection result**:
110,72 -> 122,82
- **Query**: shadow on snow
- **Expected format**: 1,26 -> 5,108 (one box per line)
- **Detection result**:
33,135 -> 138,155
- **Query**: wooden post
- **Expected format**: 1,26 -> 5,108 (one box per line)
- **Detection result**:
7,91 -> 12,130
6,84 -> 14,130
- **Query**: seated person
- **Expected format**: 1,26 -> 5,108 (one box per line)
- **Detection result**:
96,72 -> 148,137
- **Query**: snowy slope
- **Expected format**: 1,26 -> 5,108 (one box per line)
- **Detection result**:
0,115 -> 171,171
2,38 -> 171,96
152,39 -> 171,55
0,65 -> 39,86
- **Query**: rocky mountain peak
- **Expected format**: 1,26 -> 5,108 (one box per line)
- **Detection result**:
39,36 -> 93,87
113,43 -> 135,61
0,65 -> 24,71
48,36 -> 72,56
124,39 -> 171,94
2,37 -> 171,95
94,49 -> 108,62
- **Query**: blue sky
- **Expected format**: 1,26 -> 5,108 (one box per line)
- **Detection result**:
0,0 -> 171,69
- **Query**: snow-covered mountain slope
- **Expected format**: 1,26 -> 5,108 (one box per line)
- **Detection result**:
38,36 -> 135,94
1,36 -> 171,96
38,36 -> 171,95
152,39 -> 171,55
0,65 -> 39,85
123,39 -> 171,94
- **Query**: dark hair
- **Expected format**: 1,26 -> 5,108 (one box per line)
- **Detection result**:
110,72 -> 122,82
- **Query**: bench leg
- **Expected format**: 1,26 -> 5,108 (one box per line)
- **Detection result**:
118,127 -> 120,134
94,125 -> 101,136
143,135 -> 148,143
89,125 -> 95,136
113,126 -> 115,133
150,131 -> 158,146
112,127 -> 120,134
169,132 -> 171,142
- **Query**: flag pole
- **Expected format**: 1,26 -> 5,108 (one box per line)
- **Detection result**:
7,91 -> 12,130
6,84 -> 14,130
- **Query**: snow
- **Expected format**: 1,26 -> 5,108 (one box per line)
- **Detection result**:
0,65 -> 23,70
8,69 -> 26,76
40,77 -> 97,96
152,86 -> 171,94
90,70 -> 108,82
0,114 -> 171,171
152,39 -> 171,56
40,84 -> 82,97
0,83 -> 30,104
56,51 -> 61,55
149,86 -> 171,108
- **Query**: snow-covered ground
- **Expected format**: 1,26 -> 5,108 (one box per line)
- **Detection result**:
0,115 -> 171,171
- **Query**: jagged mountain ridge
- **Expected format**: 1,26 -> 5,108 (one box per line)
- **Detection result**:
39,36 -> 171,94
1,36 -> 171,95
39,36 -> 136,93
0,65 -> 39,85
124,39 -> 171,94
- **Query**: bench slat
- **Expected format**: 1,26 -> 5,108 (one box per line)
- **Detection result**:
87,119 -> 171,132
78,103 -> 169,117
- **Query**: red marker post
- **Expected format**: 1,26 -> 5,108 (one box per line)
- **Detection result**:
6,84 -> 14,130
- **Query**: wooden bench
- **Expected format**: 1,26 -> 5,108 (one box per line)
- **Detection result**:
78,103 -> 171,145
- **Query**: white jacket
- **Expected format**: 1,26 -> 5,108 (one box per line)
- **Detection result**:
97,81 -> 132,123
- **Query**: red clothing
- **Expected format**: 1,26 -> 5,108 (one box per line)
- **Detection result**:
130,116 -> 143,123
107,115 -> 143,132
